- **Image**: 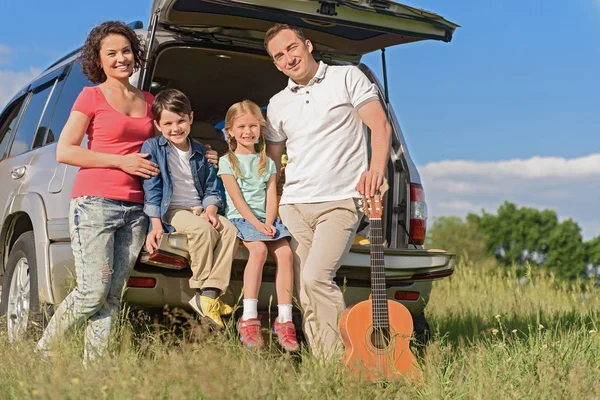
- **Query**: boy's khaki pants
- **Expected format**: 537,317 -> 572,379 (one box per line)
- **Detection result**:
279,198 -> 363,359
165,207 -> 238,293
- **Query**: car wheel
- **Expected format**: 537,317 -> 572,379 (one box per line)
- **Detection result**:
0,231 -> 43,342
412,312 -> 431,346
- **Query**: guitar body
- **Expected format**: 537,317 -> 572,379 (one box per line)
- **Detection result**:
340,299 -> 421,381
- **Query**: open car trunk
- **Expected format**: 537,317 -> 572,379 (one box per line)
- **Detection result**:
140,0 -> 459,280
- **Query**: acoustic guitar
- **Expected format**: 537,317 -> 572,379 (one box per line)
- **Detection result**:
339,190 -> 422,382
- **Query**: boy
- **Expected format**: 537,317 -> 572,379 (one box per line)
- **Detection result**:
141,88 -> 238,330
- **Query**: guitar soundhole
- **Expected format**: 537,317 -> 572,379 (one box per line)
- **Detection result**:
370,327 -> 391,349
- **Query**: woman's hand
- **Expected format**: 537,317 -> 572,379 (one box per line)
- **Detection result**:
119,153 -> 160,178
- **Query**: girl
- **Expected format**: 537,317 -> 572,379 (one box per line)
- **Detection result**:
218,100 -> 299,351
36,21 -> 159,362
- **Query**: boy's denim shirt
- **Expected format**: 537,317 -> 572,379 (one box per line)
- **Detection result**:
141,135 -> 222,233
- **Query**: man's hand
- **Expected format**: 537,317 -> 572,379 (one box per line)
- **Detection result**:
356,169 -> 385,198
146,228 -> 164,254
204,144 -> 218,167
202,205 -> 221,229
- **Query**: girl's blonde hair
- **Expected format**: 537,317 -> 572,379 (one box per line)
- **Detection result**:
224,100 -> 268,178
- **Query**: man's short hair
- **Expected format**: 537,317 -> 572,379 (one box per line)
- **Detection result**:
152,88 -> 192,122
264,24 -> 306,55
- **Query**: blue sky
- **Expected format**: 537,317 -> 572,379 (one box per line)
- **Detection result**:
1,0 -> 599,238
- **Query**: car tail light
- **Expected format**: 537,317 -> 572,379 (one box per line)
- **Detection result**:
127,277 -> 156,288
394,291 -> 420,301
141,251 -> 188,269
410,183 -> 427,245
410,270 -> 454,281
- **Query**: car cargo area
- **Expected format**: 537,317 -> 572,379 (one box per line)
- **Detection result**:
148,45 -> 287,156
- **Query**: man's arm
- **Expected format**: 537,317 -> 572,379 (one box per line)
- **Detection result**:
356,100 -> 392,197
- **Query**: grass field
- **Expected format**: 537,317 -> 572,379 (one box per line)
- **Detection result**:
2,258 -> 600,399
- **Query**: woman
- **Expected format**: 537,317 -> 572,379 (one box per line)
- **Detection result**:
36,21 -> 159,362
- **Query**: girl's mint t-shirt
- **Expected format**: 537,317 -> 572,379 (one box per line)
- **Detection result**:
217,154 -> 276,220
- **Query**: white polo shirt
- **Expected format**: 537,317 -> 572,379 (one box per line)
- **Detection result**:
266,62 -> 379,205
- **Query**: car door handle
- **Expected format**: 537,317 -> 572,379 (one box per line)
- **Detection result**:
11,166 -> 26,180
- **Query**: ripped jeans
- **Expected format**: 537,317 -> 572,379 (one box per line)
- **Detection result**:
37,196 -> 147,361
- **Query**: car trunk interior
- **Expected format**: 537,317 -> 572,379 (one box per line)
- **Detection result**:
149,46 -> 288,156
145,44 -> 406,265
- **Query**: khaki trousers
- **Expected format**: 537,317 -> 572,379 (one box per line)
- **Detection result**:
165,207 -> 238,292
279,198 -> 363,359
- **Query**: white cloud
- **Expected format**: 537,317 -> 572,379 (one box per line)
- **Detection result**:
0,67 -> 40,109
420,154 -> 600,240
0,44 -> 10,64
422,154 -> 600,180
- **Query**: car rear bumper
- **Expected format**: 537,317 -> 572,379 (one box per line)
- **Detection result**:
125,265 -> 435,317
127,244 -> 454,316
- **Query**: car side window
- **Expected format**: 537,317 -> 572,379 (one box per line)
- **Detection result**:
31,73 -> 68,149
43,60 -> 93,146
0,95 -> 28,160
9,78 -> 57,157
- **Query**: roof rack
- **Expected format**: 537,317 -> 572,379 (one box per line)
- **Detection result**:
128,21 -> 144,29
43,20 -> 145,72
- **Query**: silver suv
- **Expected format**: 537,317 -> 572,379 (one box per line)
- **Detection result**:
0,0 -> 458,343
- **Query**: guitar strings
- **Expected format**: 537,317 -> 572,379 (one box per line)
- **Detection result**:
367,198 -> 395,378
370,218 -> 389,329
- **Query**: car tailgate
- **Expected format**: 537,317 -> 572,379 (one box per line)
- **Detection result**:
149,0 -> 459,60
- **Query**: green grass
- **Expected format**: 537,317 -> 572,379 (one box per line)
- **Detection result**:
2,259 -> 600,399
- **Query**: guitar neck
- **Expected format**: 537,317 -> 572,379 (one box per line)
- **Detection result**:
370,217 -> 389,329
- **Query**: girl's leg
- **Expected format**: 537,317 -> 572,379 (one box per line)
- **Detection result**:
37,197 -> 119,353
242,241 -> 268,301
239,241 -> 268,349
266,239 -> 294,314
267,239 -> 299,351
84,204 -> 147,362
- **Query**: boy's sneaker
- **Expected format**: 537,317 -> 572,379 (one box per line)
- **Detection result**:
188,294 -> 225,330
273,320 -> 300,352
238,318 -> 264,349
218,298 -> 233,316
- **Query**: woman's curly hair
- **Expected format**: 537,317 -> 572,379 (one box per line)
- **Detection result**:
80,21 -> 145,84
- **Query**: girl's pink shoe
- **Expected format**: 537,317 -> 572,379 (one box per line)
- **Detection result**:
273,320 -> 300,352
238,318 -> 264,349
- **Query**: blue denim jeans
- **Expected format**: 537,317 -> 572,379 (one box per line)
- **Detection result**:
37,196 -> 147,361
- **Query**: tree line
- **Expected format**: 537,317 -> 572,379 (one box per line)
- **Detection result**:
426,201 -> 599,281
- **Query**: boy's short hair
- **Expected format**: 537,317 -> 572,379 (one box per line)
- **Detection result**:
152,89 -> 192,122
264,24 -> 306,55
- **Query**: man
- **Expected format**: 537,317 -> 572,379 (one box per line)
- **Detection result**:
264,24 -> 392,358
